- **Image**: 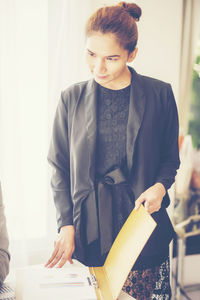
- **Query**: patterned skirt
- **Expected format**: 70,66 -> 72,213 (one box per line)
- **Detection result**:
122,257 -> 171,300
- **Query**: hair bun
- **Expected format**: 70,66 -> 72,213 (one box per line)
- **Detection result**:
118,2 -> 142,21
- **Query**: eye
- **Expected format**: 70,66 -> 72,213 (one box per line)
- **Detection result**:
87,51 -> 95,57
107,57 -> 118,61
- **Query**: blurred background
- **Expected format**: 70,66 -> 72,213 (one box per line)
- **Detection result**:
0,0 -> 200,299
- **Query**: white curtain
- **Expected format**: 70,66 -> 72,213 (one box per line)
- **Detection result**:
0,0 -> 49,268
178,0 -> 200,134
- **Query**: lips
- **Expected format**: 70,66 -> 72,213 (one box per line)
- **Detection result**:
96,74 -> 108,80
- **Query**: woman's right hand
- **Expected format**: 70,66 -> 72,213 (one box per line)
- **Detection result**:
45,225 -> 75,268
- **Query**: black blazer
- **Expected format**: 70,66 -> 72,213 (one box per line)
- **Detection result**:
48,67 -> 180,264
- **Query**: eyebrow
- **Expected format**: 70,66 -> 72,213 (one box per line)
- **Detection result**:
86,49 -> 120,58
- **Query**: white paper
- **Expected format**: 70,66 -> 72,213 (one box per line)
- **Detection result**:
19,263 -> 97,300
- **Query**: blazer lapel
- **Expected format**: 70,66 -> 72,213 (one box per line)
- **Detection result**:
84,79 -> 98,180
127,67 -> 146,171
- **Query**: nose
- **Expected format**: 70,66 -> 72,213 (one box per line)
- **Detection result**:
94,58 -> 106,75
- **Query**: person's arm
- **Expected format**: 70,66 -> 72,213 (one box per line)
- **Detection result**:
45,92 -> 74,268
0,183 -> 10,285
135,85 -> 180,213
154,84 -> 180,191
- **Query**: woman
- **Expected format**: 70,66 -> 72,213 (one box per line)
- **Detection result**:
46,2 -> 180,299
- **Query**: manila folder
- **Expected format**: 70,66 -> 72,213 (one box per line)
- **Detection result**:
89,205 -> 157,300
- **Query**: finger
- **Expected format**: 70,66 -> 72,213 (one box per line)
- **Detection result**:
144,201 -> 156,214
45,244 -> 59,267
145,199 -> 161,213
145,205 -> 152,214
69,258 -> 73,264
150,206 -> 161,214
45,241 -> 59,264
149,207 -> 156,214
144,201 -> 150,210
146,203 -> 160,214
56,254 -> 69,268
135,195 -> 145,210
56,248 -> 74,268
47,248 -> 64,268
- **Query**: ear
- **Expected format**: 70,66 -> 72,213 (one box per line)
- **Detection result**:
127,47 -> 138,63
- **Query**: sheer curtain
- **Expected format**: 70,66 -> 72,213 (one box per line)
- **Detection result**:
0,0 -> 49,268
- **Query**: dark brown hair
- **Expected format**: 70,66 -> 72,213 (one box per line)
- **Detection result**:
85,2 -> 142,53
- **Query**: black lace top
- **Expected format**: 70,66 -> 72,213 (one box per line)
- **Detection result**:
96,83 -> 130,176
96,83 -> 134,239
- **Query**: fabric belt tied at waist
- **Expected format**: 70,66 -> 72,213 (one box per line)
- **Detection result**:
86,168 -> 127,256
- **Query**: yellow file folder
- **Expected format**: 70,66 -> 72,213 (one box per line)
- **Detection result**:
89,205 -> 157,300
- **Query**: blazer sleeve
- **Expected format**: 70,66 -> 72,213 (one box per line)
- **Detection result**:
47,92 -> 73,231
0,183 -> 10,285
155,84 -> 180,190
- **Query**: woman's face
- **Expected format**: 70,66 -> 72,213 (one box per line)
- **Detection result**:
85,32 -> 137,89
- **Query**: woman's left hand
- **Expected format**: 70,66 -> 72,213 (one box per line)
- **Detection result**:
134,183 -> 166,214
